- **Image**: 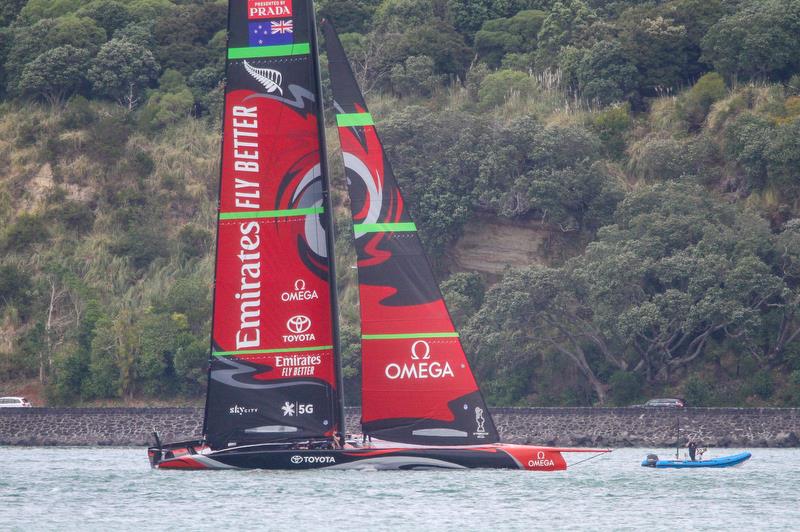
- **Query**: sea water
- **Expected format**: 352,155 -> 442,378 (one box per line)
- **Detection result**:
0,447 -> 797,531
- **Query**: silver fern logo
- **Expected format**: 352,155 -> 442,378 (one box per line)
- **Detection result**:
243,60 -> 283,95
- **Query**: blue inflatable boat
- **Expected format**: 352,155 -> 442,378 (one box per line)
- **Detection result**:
641,451 -> 751,468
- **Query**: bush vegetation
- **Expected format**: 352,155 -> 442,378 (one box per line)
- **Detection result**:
1,0 -> 800,407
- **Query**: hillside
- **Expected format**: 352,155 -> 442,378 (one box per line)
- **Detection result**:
1,0 -> 800,407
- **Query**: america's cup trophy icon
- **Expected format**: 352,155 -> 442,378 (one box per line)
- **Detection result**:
475,407 -> 486,433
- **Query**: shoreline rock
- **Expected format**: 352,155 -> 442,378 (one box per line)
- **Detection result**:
0,407 -> 798,447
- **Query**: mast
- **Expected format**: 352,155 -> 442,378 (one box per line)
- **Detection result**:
309,2 -> 346,446
203,0 -> 235,440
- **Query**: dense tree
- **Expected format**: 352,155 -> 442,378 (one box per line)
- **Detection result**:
441,272 -> 486,329
476,117 -> 621,230
576,40 -> 638,106
88,39 -> 159,110
76,0 -> 132,36
535,0 -> 597,68
701,0 -> 800,82
474,9 -> 546,67
20,45 -> 90,104
618,14 -> 688,96
381,106 -> 490,260
0,0 -> 26,26
16,0 -> 82,25
320,0 -> 381,33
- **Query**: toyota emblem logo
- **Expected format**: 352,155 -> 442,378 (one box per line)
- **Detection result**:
291,455 -> 303,464
287,315 -> 312,334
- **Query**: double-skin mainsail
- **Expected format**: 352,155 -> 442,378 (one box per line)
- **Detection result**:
322,22 -> 499,446
204,0 -> 344,449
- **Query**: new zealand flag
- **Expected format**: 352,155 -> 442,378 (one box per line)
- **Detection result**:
249,19 -> 294,47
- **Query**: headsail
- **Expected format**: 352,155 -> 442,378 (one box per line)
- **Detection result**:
322,21 -> 499,445
204,0 -> 343,449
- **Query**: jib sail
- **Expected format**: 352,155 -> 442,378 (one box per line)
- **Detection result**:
204,0 -> 342,449
322,21 -> 499,445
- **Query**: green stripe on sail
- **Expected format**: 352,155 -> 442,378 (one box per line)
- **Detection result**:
362,333 -> 459,340
228,43 -> 311,59
220,206 -> 324,220
337,113 -> 374,127
354,222 -> 417,233
214,345 -> 334,357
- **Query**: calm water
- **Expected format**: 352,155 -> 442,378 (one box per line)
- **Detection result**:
0,447 -> 797,531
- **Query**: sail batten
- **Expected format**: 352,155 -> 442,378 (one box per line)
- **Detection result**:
323,20 -> 500,446
204,0 -> 342,449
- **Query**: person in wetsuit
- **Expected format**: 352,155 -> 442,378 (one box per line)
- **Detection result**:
688,440 -> 698,461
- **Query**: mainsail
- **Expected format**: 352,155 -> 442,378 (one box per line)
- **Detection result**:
204,0 -> 343,449
322,21 -> 499,445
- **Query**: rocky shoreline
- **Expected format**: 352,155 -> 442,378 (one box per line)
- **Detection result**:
0,407 -> 798,447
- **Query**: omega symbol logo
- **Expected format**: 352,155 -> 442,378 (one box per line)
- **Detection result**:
291,455 -> 303,464
287,315 -> 312,334
294,279 -> 306,291
410,340 -> 431,360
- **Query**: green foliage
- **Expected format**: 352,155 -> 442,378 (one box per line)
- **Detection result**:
723,113 -> 773,190
48,347 -> 89,404
590,102 -> 631,159
441,272 -> 486,328
320,0 -> 380,33
61,95 -> 96,129
136,312 -> 188,396
86,114 -> 131,164
535,0 -> 597,69
2,0 -> 800,407
109,224 -> 170,270
478,69 -> 536,108
126,0 -> 174,23
475,10 -> 546,67
676,72 -> 726,130
178,224 -> 212,260
0,262 -> 31,306
746,370 -> 774,400
47,199 -> 95,234
577,40 -> 638,105
158,277 -> 211,333
89,38 -> 160,109
76,0 -> 132,36
476,117 -> 621,230
16,0 -> 83,25
0,0 -> 26,27
173,335 -> 207,395
20,45 -> 90,104
608,370 -> 641,405
381,106 -> 489,260
2,212 -> 50,250
400,19 -> 472,77
374,0 -> 431,31
139,69 -> 193,129
617,13 -> 688,96
389,55 -> 444,97
683,374 -> 712,406
701,0 -> 800,82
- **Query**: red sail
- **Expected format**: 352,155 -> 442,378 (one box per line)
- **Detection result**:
322,21 -> 499,445
204,0 -> 342,449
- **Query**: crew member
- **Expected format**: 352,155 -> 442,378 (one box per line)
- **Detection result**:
687,439 -> 698,461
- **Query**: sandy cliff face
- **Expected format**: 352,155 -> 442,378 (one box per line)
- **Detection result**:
449,216 -> 573,274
